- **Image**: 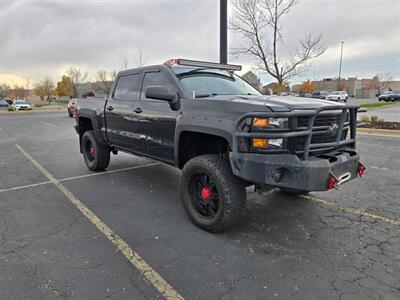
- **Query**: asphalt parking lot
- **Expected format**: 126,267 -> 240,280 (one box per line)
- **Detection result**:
0,112 -> 399,300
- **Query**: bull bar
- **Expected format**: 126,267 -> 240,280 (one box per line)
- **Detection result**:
232,104 -> 359,160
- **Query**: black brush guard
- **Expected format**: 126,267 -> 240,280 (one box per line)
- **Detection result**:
229,105 -> 361,191
232,105 -> 359,160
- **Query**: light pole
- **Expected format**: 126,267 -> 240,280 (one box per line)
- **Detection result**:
337,41 -> 344,90
220,0 -> 228,64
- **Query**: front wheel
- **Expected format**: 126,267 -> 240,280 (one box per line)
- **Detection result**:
82,130 -> 110,171
180,155 -> 246,233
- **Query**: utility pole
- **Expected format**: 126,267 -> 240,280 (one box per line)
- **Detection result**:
337,41 -> 344,90
220,0 -> 228,64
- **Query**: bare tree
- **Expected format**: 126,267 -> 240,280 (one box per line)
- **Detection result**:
13,84 -> 27,99
34,76 -> 55,104
133,50 -> 147,68
95,70 -> 116,96
373,73 -> 392,95
118,50 -> 148,70
66,66 -> 88,97
0,83 -> 10,98
231,0 -> 325,85
119,55 -> 129,70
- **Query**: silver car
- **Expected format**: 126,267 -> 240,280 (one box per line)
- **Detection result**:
12,100 -> 32,111
325,91 -> 348,102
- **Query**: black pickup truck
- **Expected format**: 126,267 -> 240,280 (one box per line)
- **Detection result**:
75,59 -> 365,232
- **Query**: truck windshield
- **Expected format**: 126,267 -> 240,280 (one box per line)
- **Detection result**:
172,66 -> 261,98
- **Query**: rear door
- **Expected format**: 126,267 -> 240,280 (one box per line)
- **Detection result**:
132,69 -> 178,163
105,72 -> 143,151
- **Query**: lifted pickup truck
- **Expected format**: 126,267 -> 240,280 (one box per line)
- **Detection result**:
75,59 -> 365,232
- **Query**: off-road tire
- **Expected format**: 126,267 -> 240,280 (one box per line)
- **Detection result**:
279,187 -> 310,195
180,154 -> 246,233
82,130 -> 110,171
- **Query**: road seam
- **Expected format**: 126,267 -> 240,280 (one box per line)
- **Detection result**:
302,194 -> 400,226
15,144 -> 183,300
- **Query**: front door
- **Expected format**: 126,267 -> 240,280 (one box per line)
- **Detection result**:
133,70 -> 178,163
105,72 -> 143,152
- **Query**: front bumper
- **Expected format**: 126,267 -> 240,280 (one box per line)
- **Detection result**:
230,150 -> 360,191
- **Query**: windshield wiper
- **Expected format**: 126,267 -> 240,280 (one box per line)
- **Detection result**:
195,93 -> 218,98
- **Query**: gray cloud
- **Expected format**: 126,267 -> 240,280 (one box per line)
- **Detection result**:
0,0 -> 399,85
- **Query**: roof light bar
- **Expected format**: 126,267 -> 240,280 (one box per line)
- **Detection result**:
164,58 -> 242,71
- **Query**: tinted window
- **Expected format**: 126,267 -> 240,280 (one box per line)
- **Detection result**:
140,71 -> 172,100
114,74 -> 140,100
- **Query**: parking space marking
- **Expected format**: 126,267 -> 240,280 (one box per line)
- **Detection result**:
302,194 -> 400,226
369,165 -> 400,174
15,144 -> 184,300
0,181 -> 52,193
59,163 -> 160,182
358,132 -> 400,138
0,163 -> 160,195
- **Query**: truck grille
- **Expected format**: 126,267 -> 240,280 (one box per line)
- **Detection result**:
289,114 -> 349,155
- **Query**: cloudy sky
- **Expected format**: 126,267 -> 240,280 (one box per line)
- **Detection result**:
0,0 -> 399,87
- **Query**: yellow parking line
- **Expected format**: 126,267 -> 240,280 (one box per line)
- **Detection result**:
369,165 -> 400,174
302,194 -> 400,226
59,163 -> 160,182
0,181 -> 52,193
15,144 -> 183,300
0,164 -> 160,194
358,132 -> 400,138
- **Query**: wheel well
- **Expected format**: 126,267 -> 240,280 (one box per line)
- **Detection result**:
178,132 -> 230,168
78,117 -> 93,135
78,117 -> 93,152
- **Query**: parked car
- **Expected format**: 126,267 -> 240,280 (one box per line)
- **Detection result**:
378,91 -> 392,102
0,99 -> 9,108
311,91 -> 328,99
74,58 -> 365,233
325,91 -> 348,102
12,100 -> 32,111
299,92 -> 312,98
380,90 -> 400,102
68,98 -> 78,117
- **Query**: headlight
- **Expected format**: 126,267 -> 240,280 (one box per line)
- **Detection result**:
269,118 -> 289,129
250,117 -> 288,151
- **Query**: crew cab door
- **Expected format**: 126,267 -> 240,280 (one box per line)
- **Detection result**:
132,69 -> 178,163
105,72 -> 142,151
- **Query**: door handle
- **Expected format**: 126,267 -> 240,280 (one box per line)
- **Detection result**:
107,105 -> 114,111
134,108 -> 143,114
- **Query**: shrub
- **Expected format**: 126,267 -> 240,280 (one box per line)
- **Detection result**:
370,116 -> 378,124
361,116 -> 370,123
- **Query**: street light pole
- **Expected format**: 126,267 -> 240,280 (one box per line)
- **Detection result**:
220,0 -> 228,64
337,41 -> 344,90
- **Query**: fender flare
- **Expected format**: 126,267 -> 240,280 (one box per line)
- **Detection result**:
174,125 -> 233,167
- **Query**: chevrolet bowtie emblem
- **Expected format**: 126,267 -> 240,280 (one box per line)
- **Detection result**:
328,122 -> 338,136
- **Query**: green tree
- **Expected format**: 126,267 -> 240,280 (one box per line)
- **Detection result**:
56,76 -> 74,97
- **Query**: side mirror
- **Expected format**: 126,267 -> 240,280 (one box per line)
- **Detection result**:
145,86 -> 180,111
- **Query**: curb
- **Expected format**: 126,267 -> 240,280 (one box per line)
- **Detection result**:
0,109 -> 65,114
358,128 -> 400,137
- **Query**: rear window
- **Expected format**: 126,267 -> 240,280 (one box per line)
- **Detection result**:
114,73 -> 140,100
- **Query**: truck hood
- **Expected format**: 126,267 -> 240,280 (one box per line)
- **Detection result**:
211,95 -> 345,112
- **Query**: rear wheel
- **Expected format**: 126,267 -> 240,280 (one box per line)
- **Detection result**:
180,154 -> 246,233
82,130 -> 110,171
